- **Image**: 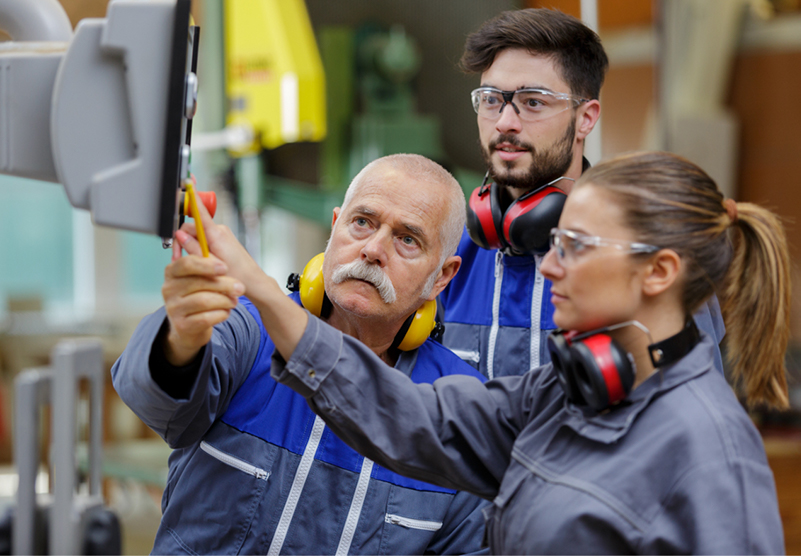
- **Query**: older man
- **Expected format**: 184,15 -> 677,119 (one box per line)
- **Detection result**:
111,154 -> 488,555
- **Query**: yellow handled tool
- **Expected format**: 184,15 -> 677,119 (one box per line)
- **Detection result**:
184,180 -> 209,257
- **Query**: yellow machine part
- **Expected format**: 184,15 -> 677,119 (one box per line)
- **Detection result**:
224,0 -> 326,153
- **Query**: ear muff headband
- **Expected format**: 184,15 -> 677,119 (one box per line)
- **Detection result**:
295,253 -> 436,351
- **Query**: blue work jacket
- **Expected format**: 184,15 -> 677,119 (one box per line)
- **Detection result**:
111,295 -> 488,555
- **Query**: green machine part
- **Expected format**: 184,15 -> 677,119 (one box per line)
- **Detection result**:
260,23 -> 455,227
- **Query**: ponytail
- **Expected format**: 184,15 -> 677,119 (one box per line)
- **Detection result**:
720,203 -> 791,409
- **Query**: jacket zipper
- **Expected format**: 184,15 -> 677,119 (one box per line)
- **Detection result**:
336,458 -> 374,555
199,441 -> 269,480
268,415 -> 326,555
451,348 -> 480,364
530,266 -> 544,370
385,513 -> 443,532
487,251 -> 504,380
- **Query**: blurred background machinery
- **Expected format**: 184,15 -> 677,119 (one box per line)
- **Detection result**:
1,0 -> 801,553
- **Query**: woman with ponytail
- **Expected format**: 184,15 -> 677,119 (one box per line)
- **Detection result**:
243,152 -> 789,553
569,151 -> 791,411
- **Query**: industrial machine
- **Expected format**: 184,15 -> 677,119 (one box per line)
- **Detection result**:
9,340 -> 119,555
232,22 -> 457,228
224,0 -> 326,154
0,1 -> 203,552
0,0 -> 200,244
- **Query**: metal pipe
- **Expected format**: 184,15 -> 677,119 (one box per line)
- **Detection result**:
0,0 -> 72,42
580,0 -> 603,165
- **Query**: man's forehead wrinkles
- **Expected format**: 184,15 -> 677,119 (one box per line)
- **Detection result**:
348,200 -> 433,242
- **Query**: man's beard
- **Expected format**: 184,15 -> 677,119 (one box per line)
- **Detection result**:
481,116 -> 576,193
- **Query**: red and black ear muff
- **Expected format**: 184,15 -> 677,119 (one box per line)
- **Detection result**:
286,254 -> 437,351
503,185 -> 566,255
570,333 -> 635,411
547,329 -> 634,411
466,175 -> 507,250
548,319 -> 701,411
547,330 -> 585,404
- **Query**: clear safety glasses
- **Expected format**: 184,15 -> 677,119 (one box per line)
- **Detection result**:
470,87 -> 587,122
549,228 -> 660,265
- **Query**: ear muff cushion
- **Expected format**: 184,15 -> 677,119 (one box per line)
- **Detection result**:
503,186 -> 566,254
547,332 -> 585,405
467,185 -> 503,250
299,253 -> 326,317
571,335 -> 634,410
396,299 -> 437,351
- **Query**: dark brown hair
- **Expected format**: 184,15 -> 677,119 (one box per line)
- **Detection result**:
579,152 -> 791,409
460,8 -> 609,100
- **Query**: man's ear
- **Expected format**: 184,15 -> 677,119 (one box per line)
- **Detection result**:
425,256 -> 461,301
642,249 -> 682,297
575,100 -> 600,141
331,207 -> 341,229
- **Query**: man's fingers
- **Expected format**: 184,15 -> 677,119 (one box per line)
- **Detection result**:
176,229 -> 206,258
172,238 -> 182,262
167,289 -> 239,317
166,252 -> 228,279
163,274 -> 244,301
164,289 -> 240,333
168,308 -> 234,342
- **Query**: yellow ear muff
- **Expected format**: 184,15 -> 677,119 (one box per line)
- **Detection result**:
396,298 -> 438,351
294,253 -> 438,350
299,253 -> 326,317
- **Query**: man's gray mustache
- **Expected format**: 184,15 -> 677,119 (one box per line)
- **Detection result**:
330,260 -> 397,304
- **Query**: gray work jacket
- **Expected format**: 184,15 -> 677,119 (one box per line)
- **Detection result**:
272,315 -> 785,555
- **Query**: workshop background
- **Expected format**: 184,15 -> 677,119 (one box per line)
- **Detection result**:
1,0 -> 800,553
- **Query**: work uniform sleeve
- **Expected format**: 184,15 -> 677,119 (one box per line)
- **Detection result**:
643,458 -> 785,554
111,303 -> 261,449
271,315 -> 547,501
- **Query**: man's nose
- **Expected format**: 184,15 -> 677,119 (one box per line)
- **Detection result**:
360,228 -> 391,266
495,101 -> 522,134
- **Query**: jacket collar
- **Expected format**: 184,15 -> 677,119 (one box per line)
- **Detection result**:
560,333 -> 717,444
